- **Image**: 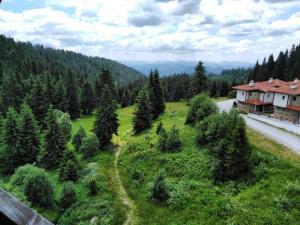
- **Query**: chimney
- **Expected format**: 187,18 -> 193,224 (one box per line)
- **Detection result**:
290,83 -> 298,90
294,78 -> 299,84
249,80 -> 255,87
268,78 -> 273,84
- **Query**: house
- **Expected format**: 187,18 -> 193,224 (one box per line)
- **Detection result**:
272,79 -> 300,123
232,78 -> 287,113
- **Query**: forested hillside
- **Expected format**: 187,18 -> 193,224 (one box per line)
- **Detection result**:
0,35 -> 144,83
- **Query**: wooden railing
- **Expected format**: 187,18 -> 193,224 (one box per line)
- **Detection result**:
0,189 -> 53,225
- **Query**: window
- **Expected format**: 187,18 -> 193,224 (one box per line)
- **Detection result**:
293,96 -> 297,101
242,92 -> 244,96
267,94 -> 270,98
249,93 -> 252,96
282,96 -> 285,100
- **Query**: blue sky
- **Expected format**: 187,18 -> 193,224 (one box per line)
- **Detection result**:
1,0 -> 300,63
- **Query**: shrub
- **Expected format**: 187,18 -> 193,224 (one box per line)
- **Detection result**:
11,164 -> 44,186
79,134 -> 100,158
88,178 -> 98,196
156,121 -> 163,134
54,109 -> 72,144
72,126 -> 87,151
227,90 -> 237,99
24,169 -> 54,208
131,167 -> 144,184
185,93 -> 217,125
150,171 -> 169,202
59,182 -> 77,211
59,149 -> 79,182
158,126 -> 181,152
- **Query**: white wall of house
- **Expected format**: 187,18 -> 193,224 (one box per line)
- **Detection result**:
263,92 -> 274,103
236,90 -> 246,102
274,93 -> 289,107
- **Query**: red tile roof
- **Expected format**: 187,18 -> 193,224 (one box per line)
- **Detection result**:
245,99 -> 270,105
287,105 -> 300,112
233,79 -> 300,96
232,79 -> 288,92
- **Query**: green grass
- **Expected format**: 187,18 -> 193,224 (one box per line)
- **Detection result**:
2,101 -> 300,224
117,102 -> 300,225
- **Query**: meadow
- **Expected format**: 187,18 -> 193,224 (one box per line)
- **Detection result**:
1,101 -> 300,224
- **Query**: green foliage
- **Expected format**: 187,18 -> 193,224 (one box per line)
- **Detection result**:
54,109 -> 72,144
72,126 -> 87,151
88,178 -> 98,196
59,182 -> 77,211
11,164 -> 44,186
24,168 -> 54,208
156,121 -> 163,134
0,107 -> 21,174
150,171 -> 169,202
121,86 -> 131,108
65,70 -> 80,119
149,70 -> 165,119
227,90 -> 237,99
40,107 -> 66,169
133,87 -> 152,134
80,134 -> 100,158
197,110 -> 252,181
185,93 -> 217,125
94,85 -> 119,147
158,126 -> 181,152
59,149 -> 79,182
81,80 -> 95,114
19,104 -> 41,165
189,61 -> 208,96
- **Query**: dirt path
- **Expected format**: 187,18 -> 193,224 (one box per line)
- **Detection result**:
112,142 -> 138,225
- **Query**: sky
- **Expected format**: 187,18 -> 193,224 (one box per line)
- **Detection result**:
1,0 -> 300,63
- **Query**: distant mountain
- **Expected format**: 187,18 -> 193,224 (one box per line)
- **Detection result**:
0,35 -> 144,83
122,61 -> 253,76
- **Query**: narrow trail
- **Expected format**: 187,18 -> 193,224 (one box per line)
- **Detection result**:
112,139 -> 138,225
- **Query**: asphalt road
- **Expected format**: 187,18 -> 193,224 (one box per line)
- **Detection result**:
217,99 -> 300,154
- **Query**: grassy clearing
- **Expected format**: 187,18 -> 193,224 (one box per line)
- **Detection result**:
117,102 -> 300,225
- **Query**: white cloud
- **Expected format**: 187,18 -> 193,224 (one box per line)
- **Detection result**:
1,0 -> 300,62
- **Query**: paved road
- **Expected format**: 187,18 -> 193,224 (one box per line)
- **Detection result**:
217,99 -> 300,154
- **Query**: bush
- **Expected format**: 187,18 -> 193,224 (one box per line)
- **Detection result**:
150,171 -> 169,202
185,93 -> 217,125
59,182 -> 76,211
156,121 -> 163,134
72,126 -> 87,151
59,149 -> 79,182
131,167 -> 144,184
24,169 -> 54,208
88,178 -> 98,196
11,164 -> 44,186
227,90 -> 237,99
158,126 -> 181,152
54,109 -> 72,144
79,134 -> 100,158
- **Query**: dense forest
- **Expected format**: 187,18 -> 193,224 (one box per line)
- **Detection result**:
248,44 -> 300,82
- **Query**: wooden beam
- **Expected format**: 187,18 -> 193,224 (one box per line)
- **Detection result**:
0,189 -> 53,225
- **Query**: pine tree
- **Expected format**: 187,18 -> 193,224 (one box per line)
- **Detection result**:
190,61 -> 208,96
210,81 -> 217,97
133,88 -> 152,134
72,126 -> 87,151
65,70 -> 80,119
59,149 -> 78,182
19,104 -> 40,165
28,79 -> 49,126
248,60 -> 259,81
0,107 -> 21,174
52,79 -> 66,112
121,86 -> 131,108
95,69 -> 116,106
149,69 -> 165,119
274,51 -> 287,80
40,107 -> 66,169
93,85 -> 119,147
81,80 -> 95,114
267,54 -> 275,78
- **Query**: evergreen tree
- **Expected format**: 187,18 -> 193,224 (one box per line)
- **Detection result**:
267,54 -> 275,78
52,79 -> 66,112
190,61 -> 208,96
248,60 -> 259,81
81,80 -> 95,114
93,85 -> 119,147
95,69 -> 116,106
0,107 -> 21,174
133,88 -> 152,134
40,107 -> 66,169
65,70 -> 80,119
28,79 -> 49,126
72,126 -> 87,151
59,149 -> 78,182
150,171 -> 169,202
210,81 -> 217,97
274,51 -> 287,80
19,104 -> 40,165
59,182 -> 76,211
149,69 -> 165,119
121,86 -> 131,108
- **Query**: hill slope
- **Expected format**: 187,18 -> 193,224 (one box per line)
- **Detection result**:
0,35 -> 144,83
